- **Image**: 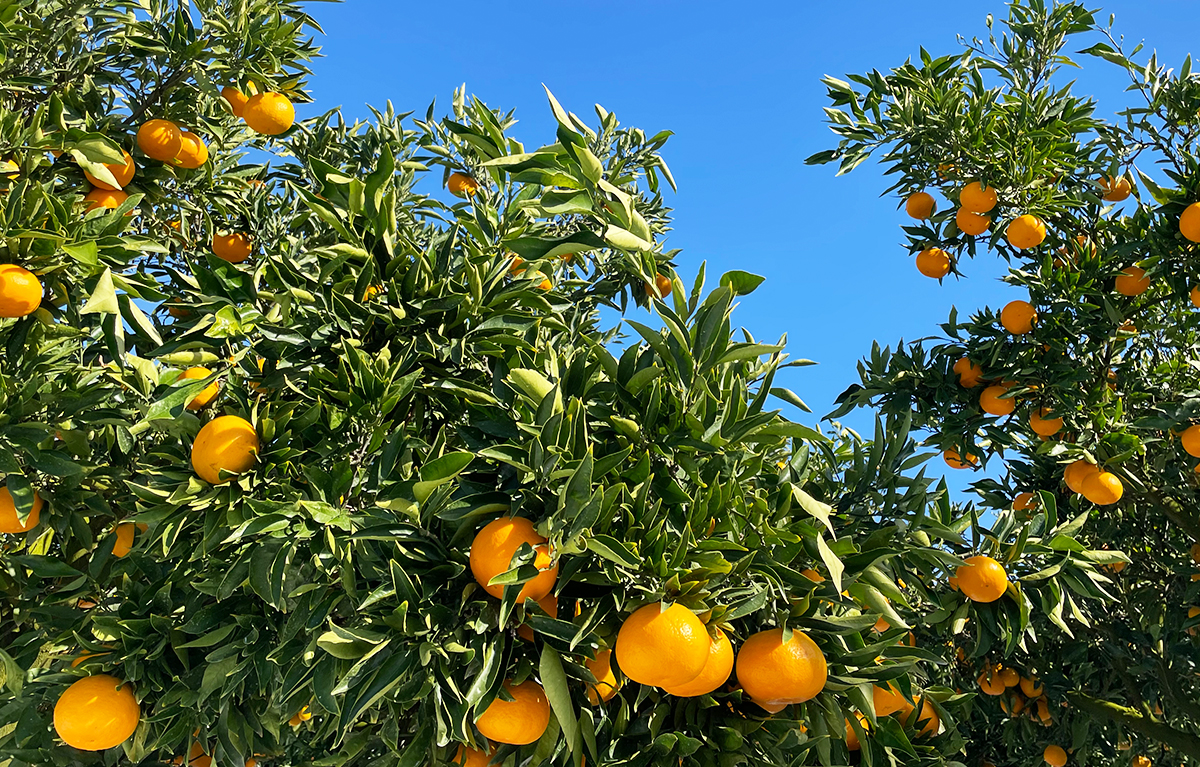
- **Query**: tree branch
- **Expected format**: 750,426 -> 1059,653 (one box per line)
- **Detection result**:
120,67 -> 190,129
1067,692 -> 1200,758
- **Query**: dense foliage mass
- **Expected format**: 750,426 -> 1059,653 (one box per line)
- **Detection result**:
814,0 -> 1200,764
0,1 -> 1120,767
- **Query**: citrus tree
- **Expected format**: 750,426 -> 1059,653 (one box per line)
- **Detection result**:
0,1 -> 1115,766
812,1 -> 1200,765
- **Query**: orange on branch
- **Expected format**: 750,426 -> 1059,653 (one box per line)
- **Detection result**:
53,675 -> 139,751
173,131 -> 209,169
1064,459 -> 1099,494
1181,425 -> 1200,457
916,248 -> 951,278
905,190 -> 935,219
136,118 -> 182,161
616,603 -> 709,688
953,356 -> 982,387
517,592 -> 557,642
222,86 -> 249,117
1115,266 -> 1150,296
1180,203 -> 1200,243
943,448 -> 978,469
956,207 -> 990,235
448,172 -> 481,198
956,556 -> 1008,603
1001,299 -> 1037,335
1030,408 -> 1063,437
111,523 -> 136,557
181,367 -> 220,410
1100,175 -> 1131,201
1013,492 -> 1036,511
1006,214 -> 1046,249
979,385 -> 1014,416
646,273 -> 673,298
1021,676 -> 1044,698
191,415 -> 259,484
1044,745 -> 1068,767
0,485 -> 42,533
960,181 -> 997,213
585,649 -> 619,704
469,516 -> 557,602
84,188 -> 128,212
735,628 -> 827,706
1080,471 -> 1123,505
243,92 -> 295,135
664,628 -> 734,698
83,150 -> 134,190
212,232 -> 252,263
475,679 -> 550,746
0,263 -> 42,318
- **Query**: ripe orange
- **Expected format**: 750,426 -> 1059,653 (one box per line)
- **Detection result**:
452,744 -> 494,767
469,516 -> 558,601
800,568 -> 824,582
1006,214 -> 1046,249
1044,745 -> 1068,767
517,592 -> 558,642
956,555 -> 1008,603
507,255 -> 525,274
907,698 -> 940,737
53,675 -> 139,750
1036,696 -> 1052,725
1132,757 -> 1151,767
1029,408 -> 1063,437
1013,492 -> 1036,511
873,684 -> 913,717
663,627 -> 734,697
1000,692 -> 1026,716
0,264 -> 43,318
1021,676 -> 1044,697
942,448 -> 978,469
1063,460 -> 1099,494
83,150 -> 135,191
191,414 -> 259,484
1099,175 -> 1131,202
222,86 -> 249,117
243,92 -> 295,135
84,188 -> 129,212
977,669 -> 1006,695
1000,299 -> 1037,334
998,667 -> 1020,687
953,356 -> 983,387
173,131 -> 209,169
646,273 -> 673,298
1081,471 -> 1123,505
212,232 -> 252,264
448,172 -> 481,198
475,679 -> 551,745
905,191 -> 936,219
1180,203 -> 1200,243
289,705 -> 312,725
527,271 -> 552,291
735,627 -> 827,706
960,182 -> 998,213
1192,286 -> 1200,308
1115,266 -> 1150,296
979,385 -> 1014,416
585,649 -> 619,704
0,485 -> 42,533
1190,543 -> 1200,564
1181,425 -> 1200,457
616,603 -> 709,687
956,207 -> 990,235
137,119 -> 183,162
181,367 -> 220,410
112,523 -> 136,557
916,248 -> 951,278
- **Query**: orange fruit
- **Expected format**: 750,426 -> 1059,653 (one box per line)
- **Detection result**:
845,714 -> 868,751
645,273 -> 673,298
1000,692 -> 1026,716
0,264 -> 43,318
173,131 -> 209,169
916,248 -> 951,278
1100,175 -> 1131,202
1044,745 -> 1068,767
84,188 -> 129,212
1000,299 -> 1037,334
616,603 -> 709,687
956,207 -> 990,235
475,679 -> 551,745
960,182 -> 997,213
734,628 -> 828,706
469,516 -> 557,601
663,627 -> 734,697
243,92 -> 295,135
1021,676 -> 1044,697
1132,757 -> 1151,767
191,414 -> 259,484
212,232 -> 252,264
112,523 -> 136,557
943,448 -> 978,469
1190,543 -> 1200,564
137,119 -> 182,162
0,485 -> 42,533
1181,425 -> 1200,457
83,150 -> 135,191
800,568 -> 824,582
953,356 -> 983,387
451,744 -> 494,767
978,669 -> 1006,696
289,705 -> 312,725
222,86 -> 249,117
905,191 -> 936,219
948,575 -> 960,591
585,649 -> 619,704
979,385 -> 1014,416
507,255 -> 525,274
956,555 -> 1008,603
1063,460 -> 1099,493
1115,266 -> 1150,296
873,684 -> 914,717
1081,471 -> 1123,505
517,592 -> 558,642
907,698 -> 940,737
448,172 -> 480,198
1181,203 -> 1200,243
998,667 -> 1020,687
1006,214 -> 1046,249
53,675 -> 139,750
1030,408 -> 1063,437
1191,286 -> 1200,308
526,271 -> 552,292
181,367 -> 220,410
1013,492 -> 1036,511
1036,696 -> 1052,725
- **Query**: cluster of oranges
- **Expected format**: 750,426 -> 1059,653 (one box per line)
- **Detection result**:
974,660 -> 1053,727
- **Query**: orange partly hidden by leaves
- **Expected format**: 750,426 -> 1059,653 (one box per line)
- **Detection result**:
452,744 -> 495,767
181,366 -> 220,410
663,627 -> 734,697
585,649 -> 620,705
469,516 -> 558,602
136,119 -> 183,162
1115,266 -> 1150,297
1180,203 -> 1200,243
243,92 -> 296,135
956,555 -> 1008,603
111,523 -> 136,557
953,356 -> 982,387
735,627 -> 828,706
84,188 -> 129,212
212,232 -> 252,263
977,668 -> 1006,696
916,248 -> 951,278
1100,175 -> 1131,202
1181,425 -> 1200,457
517,592 -> 557,642
83,150 -> 135,190
1029,408 -> 1063,437
53,675 -> 140,751
615,602 -> 710,688
0,485 -> 42,533
448,172 -> 481,198
1013,492 -> 1036,511
942,448 -> 978,470
190,414 -> 259,484
0,264 -> 42,318
474,679 -> 551,746
646,273 -> 673,298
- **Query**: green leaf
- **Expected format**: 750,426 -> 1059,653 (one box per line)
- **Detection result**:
586,535 -> 640,569
719,270 -> 765,296
540,647 -> 579,756
81,268 -> 118,315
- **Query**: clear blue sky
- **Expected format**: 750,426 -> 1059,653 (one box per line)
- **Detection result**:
300,0 -> 1194,487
